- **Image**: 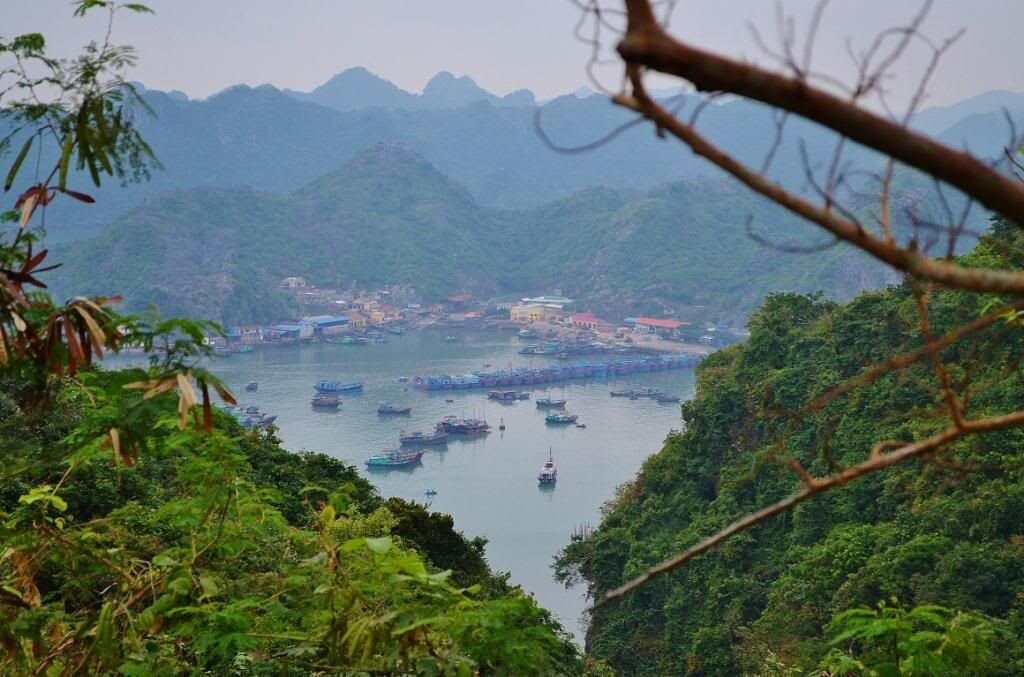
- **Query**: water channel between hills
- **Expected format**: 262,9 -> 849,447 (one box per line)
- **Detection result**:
160,330 -> 696,641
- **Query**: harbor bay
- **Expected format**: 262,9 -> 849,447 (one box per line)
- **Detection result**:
203,330 -> 696,640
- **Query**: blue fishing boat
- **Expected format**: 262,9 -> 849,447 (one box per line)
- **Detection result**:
365,449 -> 425,468
545,412 -> 578,424
315,379 -> 364,394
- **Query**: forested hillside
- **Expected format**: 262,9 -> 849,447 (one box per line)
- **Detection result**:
556,219 -> 1024,675
52,142 -> 900,324
12,70 -> 1014,243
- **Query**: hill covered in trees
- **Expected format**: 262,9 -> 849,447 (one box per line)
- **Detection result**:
12,69 -> 1018,244
52,142 -> 900,325
555,219 -> 1024,675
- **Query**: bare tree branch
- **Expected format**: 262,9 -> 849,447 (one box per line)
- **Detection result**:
618,0 -> 1024,225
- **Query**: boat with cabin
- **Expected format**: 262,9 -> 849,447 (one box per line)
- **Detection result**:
439,415 -> 491,435
545,412 -> 578,424
378,401 -> 412,415
245,382 -> 258,392
535,397 -> 567,408
365,448 -> 425,468
399,428 -> 449,446
311,394 -> 341,408
538,448 -> 557,484
656,394 -> 680,403
314,379 -> 364,394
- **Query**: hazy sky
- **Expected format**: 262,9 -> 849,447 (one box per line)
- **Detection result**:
5,1 -> 1023,108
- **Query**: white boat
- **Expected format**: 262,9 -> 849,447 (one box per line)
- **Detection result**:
538,447 -> 557,485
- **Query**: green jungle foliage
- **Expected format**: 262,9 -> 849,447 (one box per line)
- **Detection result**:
0,371 -> 581,674
556,219 -> 1024,675
0,7 -> 580,674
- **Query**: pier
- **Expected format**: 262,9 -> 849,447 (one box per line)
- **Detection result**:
413,354 -> 702,390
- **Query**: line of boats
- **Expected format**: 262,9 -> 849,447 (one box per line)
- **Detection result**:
413,354 -> 698,390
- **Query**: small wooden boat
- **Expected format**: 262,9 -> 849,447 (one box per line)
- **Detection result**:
378,401 -> 412,415
545,412 -> 578,424
311,394 -> 341,408
576,422 -> 587,429
365,448 -> 425,468
245,382 -> 258,392
535,397 -> 567,408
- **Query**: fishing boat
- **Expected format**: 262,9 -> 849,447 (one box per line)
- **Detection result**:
378,401 -> 412,415
314,379 -> 364,394
245,382 -> 258,392
311,394 -> 341,408
545,412 -> 578,424
610,389 -> 632,397
439,415 -> 491,435
488,390 -> 524,402
365,448 -> 425,468
576,422 -> 587,428
397,376 -> 409,382
444,336 -> 457,343
425,488 -> 438,496
399,428 -> 449,446
656,394 -> 680,403
518,328 -> 539,339
340,336 -> 370,345
538,448 -> 557,484
535,397 -> 567,408
386,326 -> 404,335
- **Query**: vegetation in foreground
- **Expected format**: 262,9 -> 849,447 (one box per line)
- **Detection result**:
557,219 -> 1024,675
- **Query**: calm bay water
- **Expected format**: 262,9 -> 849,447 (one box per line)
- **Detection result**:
149,331 -> 694,640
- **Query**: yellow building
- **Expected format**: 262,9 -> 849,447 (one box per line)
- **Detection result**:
511,305 -> 555,323
370,309 -> 386,325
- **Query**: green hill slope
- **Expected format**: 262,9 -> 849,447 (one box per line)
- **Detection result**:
53,142 -> 900,324
555,221 -> 1024,675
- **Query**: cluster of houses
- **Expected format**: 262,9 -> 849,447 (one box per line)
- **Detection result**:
505,294 -> 712,343
221,279 -> 733,348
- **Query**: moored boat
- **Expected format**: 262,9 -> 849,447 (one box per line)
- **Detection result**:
311,394 -> 341,408
245,382 -> 258,392
365,448 -> 425,468
545,412 -> 578,424
538,448 -> 557,484
535,397 -> 567,408
378,401 -> 412,415
399,428 -> 449,446
315,379 -> 364,394
439,415 -> 491,435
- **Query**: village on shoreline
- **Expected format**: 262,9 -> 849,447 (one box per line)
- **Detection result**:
202,277 -> 743,357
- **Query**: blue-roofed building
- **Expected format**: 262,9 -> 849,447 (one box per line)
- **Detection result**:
269,323 -> 306,340
302,315 -> 349,336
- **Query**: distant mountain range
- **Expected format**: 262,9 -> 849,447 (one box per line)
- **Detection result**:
52,142 -> 901,326
284,68 -> 536,111
11,68 -> 1020,245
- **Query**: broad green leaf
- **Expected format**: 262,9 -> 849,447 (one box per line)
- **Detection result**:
5,136 -> 33,191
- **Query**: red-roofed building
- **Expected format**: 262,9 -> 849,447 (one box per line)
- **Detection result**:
446,293 -> 473,312
635,317 -> 687,336
571,312 -> 602,331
